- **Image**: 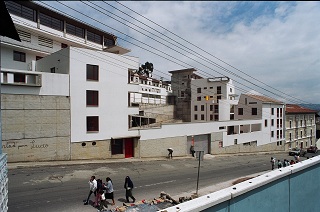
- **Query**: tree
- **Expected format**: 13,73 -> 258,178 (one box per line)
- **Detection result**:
138,62 -> 153,77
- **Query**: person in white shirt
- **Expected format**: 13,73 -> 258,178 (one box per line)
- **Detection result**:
84,175 -> 97,205
104,177 -> 115,205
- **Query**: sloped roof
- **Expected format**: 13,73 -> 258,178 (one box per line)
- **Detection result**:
245,94 -> 283,104
286,104 -> 318,114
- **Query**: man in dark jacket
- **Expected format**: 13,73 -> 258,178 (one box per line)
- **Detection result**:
124,176 -> 136,203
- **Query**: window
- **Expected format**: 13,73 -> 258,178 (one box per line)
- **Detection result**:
210,105 -> 213,111
87,64 -> 99,81
277,130 -> 279,139
219,141 -> 223,148
289,120 -> 292,128
201,105 -> 204,111
289,133 -> 292,141
217,86 -> 221,94
111,139 -> 123,155
194,114 -> 198,120
39,12 -> 64,31
271,108 -> 274,115
13,51 -> 26,62
14,73 -> 25,83
204,87 -> 207,89
5,1 -> 36,22
252,108 -> 257,115
234,139 -> 237,145
197,88 -> 201,93
197,96 -> 201,101
238,108 -> 243,115
215,115 -> 219,121
66,23 -> 85,38
86,90 -> 99,106
201,114 -> 205,120
230,88 -> 233,92
217,95 -> 221,102
280,119 -> 282,128
214,105 -> 219,113
87,31 -> 102,44
194,105 -> 198,111
180,91 -> 185,97
210,115 -> 213,120
50,67 -> 55,73
277,108 -> 279,117
87,116 -> 99,132
104,38 -> 115,47
271,131 -> 274,137
271,119 -> 274,126
265,119 -> 267,127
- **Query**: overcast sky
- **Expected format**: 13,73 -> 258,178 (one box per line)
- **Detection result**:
41,1 -> 320,104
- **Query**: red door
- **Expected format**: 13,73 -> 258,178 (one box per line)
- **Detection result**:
124,138 -> 134,158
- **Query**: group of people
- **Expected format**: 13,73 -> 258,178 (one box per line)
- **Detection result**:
84,175 -> 136,210
270,156 -> 300,170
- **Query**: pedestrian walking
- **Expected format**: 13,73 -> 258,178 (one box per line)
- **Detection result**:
190,145 -> 195,157
124,176 -> 136,203
84,176 -> 97,205
277,160 -> 282,169
270,157 -> 275,170
104,177 -> 115,205
167,148 -> 173,159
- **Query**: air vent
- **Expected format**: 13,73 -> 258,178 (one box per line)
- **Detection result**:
38,36 -> 53,48
17,30 -> 31,42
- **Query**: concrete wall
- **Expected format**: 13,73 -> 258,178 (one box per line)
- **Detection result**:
140,136 -> 187,158
1,94 -> 70,162
164,156 -> 320,212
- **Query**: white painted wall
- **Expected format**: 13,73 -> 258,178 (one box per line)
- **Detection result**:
139,119 -> 262,142
69,47 -> 140,142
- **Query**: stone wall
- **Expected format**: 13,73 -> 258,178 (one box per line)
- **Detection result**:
1,94 -> 70,162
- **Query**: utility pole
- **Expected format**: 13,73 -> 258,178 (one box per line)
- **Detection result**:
196,151 -> 202,195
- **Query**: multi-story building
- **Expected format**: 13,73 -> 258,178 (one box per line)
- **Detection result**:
169,68 -> 236,122
1,0 -> 139,161
234,92 -> 285,148
285,104 -> 317,150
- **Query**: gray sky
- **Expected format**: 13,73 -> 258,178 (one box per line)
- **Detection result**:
41,1 -> 320,104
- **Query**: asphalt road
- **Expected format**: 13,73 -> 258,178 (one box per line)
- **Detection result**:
7,151 -> 318,212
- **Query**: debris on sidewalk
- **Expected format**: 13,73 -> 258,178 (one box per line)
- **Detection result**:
103,191 -> 197,212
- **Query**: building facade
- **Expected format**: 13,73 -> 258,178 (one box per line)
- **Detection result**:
285,104 -> 317,150
169,68 -> 236,122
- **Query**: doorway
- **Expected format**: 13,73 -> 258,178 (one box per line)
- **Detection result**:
124,138 -> 134,158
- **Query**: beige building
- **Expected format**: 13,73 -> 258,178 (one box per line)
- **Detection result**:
285,104 -> 317,150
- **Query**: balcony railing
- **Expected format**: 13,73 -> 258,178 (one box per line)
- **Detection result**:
1,70 -> 41,87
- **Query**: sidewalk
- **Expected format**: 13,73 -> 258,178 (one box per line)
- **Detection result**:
7,156 -> 191,169
7,151 -> 283,169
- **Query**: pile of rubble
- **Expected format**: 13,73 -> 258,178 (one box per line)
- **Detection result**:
103,192 -> 196,212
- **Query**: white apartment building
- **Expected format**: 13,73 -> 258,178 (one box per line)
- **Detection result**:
234,92 -> 285,147
1,1 -> 139,161
285,104 -> 317,150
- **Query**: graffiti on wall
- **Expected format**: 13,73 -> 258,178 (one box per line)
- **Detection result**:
2,140 -> 49,150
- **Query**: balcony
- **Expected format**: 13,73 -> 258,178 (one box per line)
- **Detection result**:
1,70 -> 41,87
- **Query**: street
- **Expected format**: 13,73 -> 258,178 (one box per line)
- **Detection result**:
7,151 -> 318,212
